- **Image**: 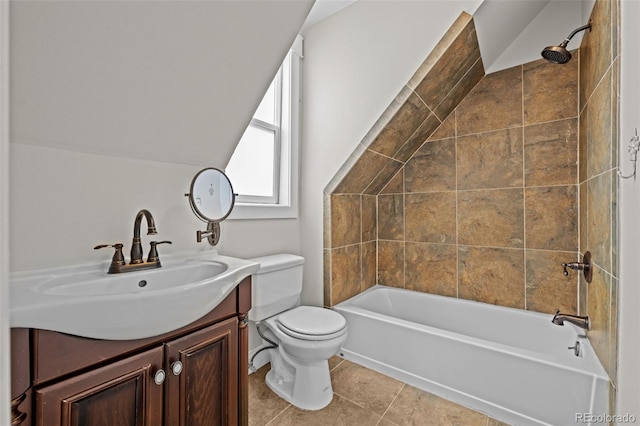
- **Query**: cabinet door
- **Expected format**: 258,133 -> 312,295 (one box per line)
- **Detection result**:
35,346 -> 164,426
165,317 -> 238,426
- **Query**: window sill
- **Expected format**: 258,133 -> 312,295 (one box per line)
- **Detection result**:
227,202 -> 298,220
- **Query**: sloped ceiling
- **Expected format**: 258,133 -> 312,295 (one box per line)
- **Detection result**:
475,0 -> 586,73
10,0 -> 314,168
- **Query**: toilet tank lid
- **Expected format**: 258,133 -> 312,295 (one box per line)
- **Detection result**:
248,254 -> 304,274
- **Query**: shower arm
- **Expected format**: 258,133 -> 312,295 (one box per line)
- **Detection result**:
566,23 -> 592,41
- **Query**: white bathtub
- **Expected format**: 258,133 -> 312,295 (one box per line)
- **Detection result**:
333,285 -> 609,426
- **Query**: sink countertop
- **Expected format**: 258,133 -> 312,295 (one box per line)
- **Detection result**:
10,250 -> 259,340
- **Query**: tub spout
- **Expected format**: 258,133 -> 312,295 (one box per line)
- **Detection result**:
552,309 -> 590,330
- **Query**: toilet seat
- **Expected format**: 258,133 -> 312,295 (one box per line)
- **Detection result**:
276,306 -> 347,341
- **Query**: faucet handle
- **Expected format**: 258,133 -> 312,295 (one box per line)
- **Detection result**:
147,241 -> 172,263
94,243 -> 126,267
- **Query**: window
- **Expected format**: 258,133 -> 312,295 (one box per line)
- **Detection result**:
226,36 -> 302,219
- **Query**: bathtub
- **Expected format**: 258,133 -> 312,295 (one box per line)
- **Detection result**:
333,285 -> 609,426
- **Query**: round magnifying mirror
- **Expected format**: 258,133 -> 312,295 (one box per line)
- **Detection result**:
187,168 -> 235,222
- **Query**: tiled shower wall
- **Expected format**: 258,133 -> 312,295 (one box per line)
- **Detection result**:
375,59 -> 580,314
324,0 -> 618,387
324,12 -> 485,306
578,0 -> 619,391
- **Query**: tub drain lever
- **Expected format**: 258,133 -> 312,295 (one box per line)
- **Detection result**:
568,341 -> 581,357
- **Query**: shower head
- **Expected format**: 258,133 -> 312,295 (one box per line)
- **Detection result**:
541,22 -> 592,64
541,41 -> 572,64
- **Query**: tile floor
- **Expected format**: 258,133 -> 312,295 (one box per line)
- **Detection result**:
248,357 -> 510,426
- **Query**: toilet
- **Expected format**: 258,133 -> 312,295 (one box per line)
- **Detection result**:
248,254 -> 348,410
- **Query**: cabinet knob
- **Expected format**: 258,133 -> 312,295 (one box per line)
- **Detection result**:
154,369 -> 166,385
171,361 -> 183,376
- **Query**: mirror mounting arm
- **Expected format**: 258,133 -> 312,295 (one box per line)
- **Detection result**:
196,222 -> 220,246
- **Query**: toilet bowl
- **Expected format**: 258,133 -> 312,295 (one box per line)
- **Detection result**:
249,254 -> 348,410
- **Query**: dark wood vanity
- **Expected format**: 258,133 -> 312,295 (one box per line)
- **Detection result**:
10,277 -> 251,426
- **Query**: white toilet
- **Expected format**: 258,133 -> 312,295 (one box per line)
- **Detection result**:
248,254 -> 348,410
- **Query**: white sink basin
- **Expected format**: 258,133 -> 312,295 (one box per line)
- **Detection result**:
10,251 -> 259,340
38,261 -> 229,296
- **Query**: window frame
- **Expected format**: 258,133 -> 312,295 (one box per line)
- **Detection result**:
227,35 -> 302,220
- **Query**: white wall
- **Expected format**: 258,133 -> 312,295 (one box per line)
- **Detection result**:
10,0 -> 313,168
0,0 -> 10,422
299,0 -> 483,306
481,0 -> 584,73
617,0 -> 640,419
9,1 -> 311,272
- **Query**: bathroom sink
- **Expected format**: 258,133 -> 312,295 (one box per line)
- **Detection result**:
10,252 -> 259,340
38,260 -> 229,296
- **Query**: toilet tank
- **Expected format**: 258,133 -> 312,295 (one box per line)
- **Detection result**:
248,254 -> 304,322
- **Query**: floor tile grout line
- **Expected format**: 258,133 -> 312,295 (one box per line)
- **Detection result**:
263,403 -> 293,426
332,391 -> 388,420
377,383 -> 405,424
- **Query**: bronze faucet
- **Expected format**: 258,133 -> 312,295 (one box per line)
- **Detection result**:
131,209 -> 157,264
95,209 -> 171,274
552,309 -> 590,330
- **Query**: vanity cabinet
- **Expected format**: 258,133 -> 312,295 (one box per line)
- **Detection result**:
11,277 -> 251,426
35,346 -> 165,426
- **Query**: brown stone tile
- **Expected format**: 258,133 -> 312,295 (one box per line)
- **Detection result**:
587,265 -> 611,373
612,0 -> 619,59
458,246 -> 525,308
457,128 -> 523,190
405,138 -> 456,193
525,186 -> 578,251
394,113 -> 442,162
383,384 -> 488,426
408,12 -> 473,89
378,194 -> 404,241
362,241 -> 377,290
362,195 -> 377,242
328,356 -> 344,372
586,68 -> 613,179
587,172 -> 612,272
609,276 -> 619,383
324,249 -> 331,307
331,360 -> 404,416
248,364 -> 290,426
456,66 -> 522,136
331,245 -> 362,305
523,56 -> 579,125
579,105 -> 588,183
579,273 -> 589,317
364,159 -> 404,195
378,241 -> 404,288
331,194 -> 361,248
457,189 -> 524,248
414,18 -> 481,114
612,59 -> 619,175
334,150 -> 391,194
368,92 -> 432,158
433,57 -> 485,122
525,250 -> 578,314
269,394 -> 381,426
580,0 -> 612,111
611,170 -> 618,278
580,182 -> 588,253
524,118 -> 578,187
405,192 -> 457,244
381,169 -> 404,194
429,112 -> 456,141
405,243 -> 457,297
